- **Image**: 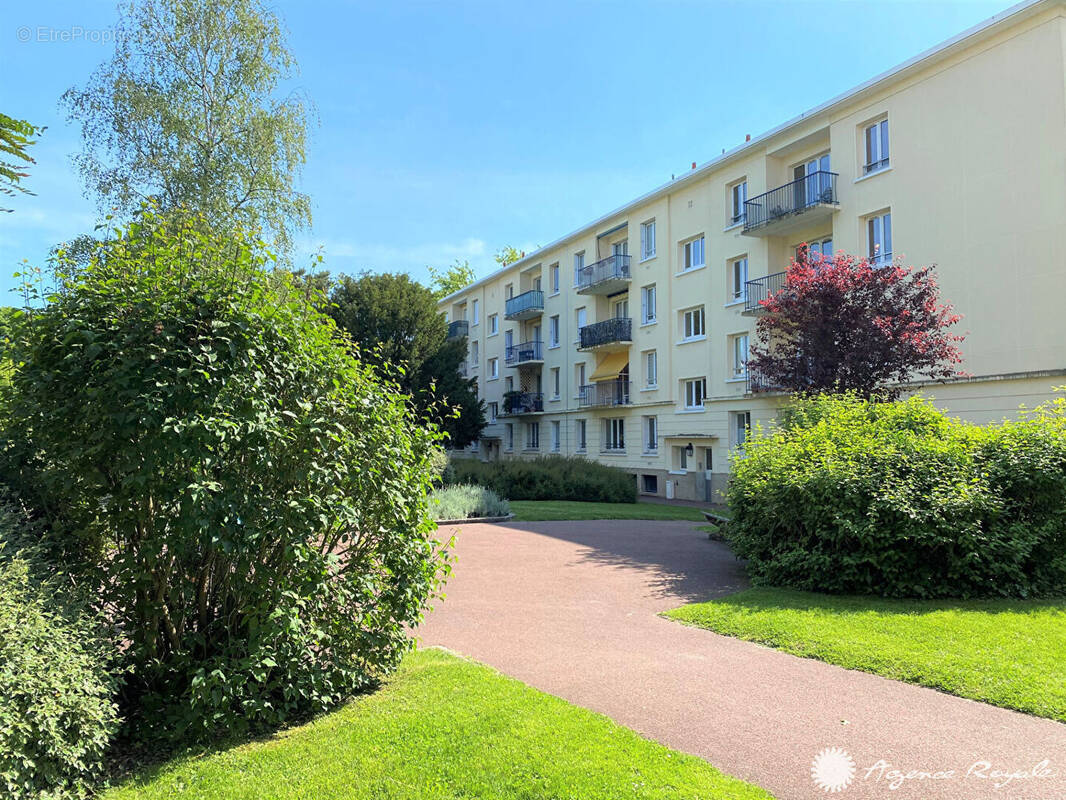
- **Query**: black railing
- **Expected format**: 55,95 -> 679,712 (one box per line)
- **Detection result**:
447,319 -> 469,339
744,271 -> 787,313
746,368 -> 783,394
504,290 -> 544,319
578,380 -> 631,408
503,391 -> 544,415
505,340 -> 543,365
743,171 -> 838,232
575,254 -> 631,291
578,317 -> 632,349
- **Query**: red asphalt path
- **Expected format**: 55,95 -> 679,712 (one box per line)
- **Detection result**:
417,520 -> 1066,800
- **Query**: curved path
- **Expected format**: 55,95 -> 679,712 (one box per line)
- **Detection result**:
418,520 -> 1066,800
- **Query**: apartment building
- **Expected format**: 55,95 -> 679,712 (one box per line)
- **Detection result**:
438,0 -> 1066,503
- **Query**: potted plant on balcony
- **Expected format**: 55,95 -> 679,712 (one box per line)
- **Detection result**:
503,390 -> 522,415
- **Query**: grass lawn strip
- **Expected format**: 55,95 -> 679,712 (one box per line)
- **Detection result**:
508,499 -> 706,522
105,647 -> 772,799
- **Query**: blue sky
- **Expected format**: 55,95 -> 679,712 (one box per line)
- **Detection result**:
1,0 -> 1010,300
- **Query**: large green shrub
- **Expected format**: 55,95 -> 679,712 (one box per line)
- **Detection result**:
728,393 -> 1066,599
448,456 -> 636,503
0,542 -> 119,799
429,484 -> 510,520
1,211 -> 449,743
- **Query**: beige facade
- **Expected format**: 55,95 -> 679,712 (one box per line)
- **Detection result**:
438,0 -> 1066,503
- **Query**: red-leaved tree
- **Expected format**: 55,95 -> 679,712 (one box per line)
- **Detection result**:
747,247 -> 966,399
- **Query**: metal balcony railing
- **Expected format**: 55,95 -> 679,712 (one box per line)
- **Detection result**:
504,290 -> 544,319
743,171 -> 838,233
503,391 -> 544,415
746,368 -> 784,394
447,319 -> 469,339
578,317 -> 632,349
578,380 -> 631,408
575,254 -> 631,291
505,340 -> 543,365
744,271 -> 787,313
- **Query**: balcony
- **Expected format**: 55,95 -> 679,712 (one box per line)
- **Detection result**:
447,319 -> 469,340
746,367 -> 784,394
504,290 -> 544,321
502,391 -> 544,415
578,380 -> 631,408
578,317 -> 632,351
743,171 -> 839,236
575,254 -> 631,295
742,271 -> 787,315
505,340 -> 544,367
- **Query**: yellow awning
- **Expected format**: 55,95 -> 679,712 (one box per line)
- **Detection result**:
589,352 -> 629,382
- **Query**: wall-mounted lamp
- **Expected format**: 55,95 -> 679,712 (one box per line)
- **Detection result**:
685,442 -> 694,457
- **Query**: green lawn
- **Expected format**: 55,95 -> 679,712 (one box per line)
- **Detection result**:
105,648 -> 771,800
666,588 -> 1066,722
508,499 -> 707,522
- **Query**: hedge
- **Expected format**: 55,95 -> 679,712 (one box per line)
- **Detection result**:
447,456 -> 636,504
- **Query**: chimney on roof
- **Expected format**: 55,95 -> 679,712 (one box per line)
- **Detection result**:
691,162 -> 696,170
745,134 -> 751,142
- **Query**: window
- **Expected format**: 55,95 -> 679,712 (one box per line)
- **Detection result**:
575,419 -> 587,451
470,340 -> 479,365
731,334 -> 749,379
471,299 -> 479,325
730,180 -> 747,225
640,284 -> 657,324
729,257 -> 748,303
526,422 -> 540,450
603,418 -> 625,451
574,252 -> 585,284
505,423 -> 514,451
550,420 -> 560,452
802,237 -> 833,263
505,283 -> 514,299
504,329 -> 513,351
733,411 -> 751,448
576,362 -> 586,391
551,367 -> 560,399
550,263 -> 560,293
549,315 -> 560,348
645,350 -> 658,388
867,211 -> 892,265
864,118 -> 890,174
640,220 -> 656,260
575,307 -> 587,338
682,236 -> 705,271
488,357 -> 499,379
685,378 -> 707,409
643,416 -> 657,452
674,445 -> 689,471
489,401 -> 498,423
683,306 -> 706,340
489,313 -> 498,335
641,474 -> 658,494
533,275 -> 542,291
505,376 -> 513,393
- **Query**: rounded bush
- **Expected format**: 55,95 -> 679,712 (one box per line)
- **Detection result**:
728,393 -> 1066,599
429,484 -> 510,520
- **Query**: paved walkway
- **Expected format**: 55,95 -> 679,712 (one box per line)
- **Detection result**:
418,520 -> 1066,800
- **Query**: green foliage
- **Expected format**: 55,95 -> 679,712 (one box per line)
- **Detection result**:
0,113 -> 43,211
429,484 -> 510,521
328,272 -> 485,448
0,528 -> 119,799
728,393 -> 1066,599
448,456 -> 637,504
494,246 -> 523,267
1,209 -> 449,744
509,500 -> 704,522
61,0 -> 312,256
427,259 -> 475,300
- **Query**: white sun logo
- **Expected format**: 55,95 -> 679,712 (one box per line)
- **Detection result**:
811,747 -> 856,793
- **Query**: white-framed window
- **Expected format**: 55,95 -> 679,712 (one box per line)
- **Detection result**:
643,415 -> 658,452
684,377 -> 707,409
504,375 -> 513,393
640,284 -> 656,324
505,423 -> 514,451
575,419 -> 587,451
575,362 -> 586,391
733,411 -> 751,448
674,445 -> 689,471
526,422 -> 540,450
551,367 -> 560,399
729,256 -> 748,303
471,299 -> 479,325
731,334 -> 749,379
644,349 -> 658,388
640,219 -> 656,260
488,357 -> 499,379
470,340 -> 479,365
730,180 -> 747,225
488,313 -> 498,335
801,237 -> 833,263
682,235 -> 705,271
573,251 -> 585,284
550,263 -> 560,294
504,329 -> 513,352
603,418 -> 625,451
864,118 -> 890,174
682,306 -> 706,340
505,283 -> 514,299
550,420 -> 560,452
489,401 -> 498,423
867,211 -> 892,265
549,315 -> 560,348
575,306 -> 587,339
